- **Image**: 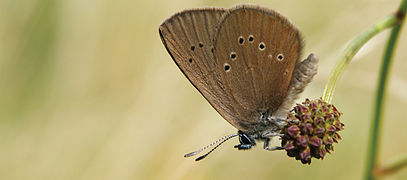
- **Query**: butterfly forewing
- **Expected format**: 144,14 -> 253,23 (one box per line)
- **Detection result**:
159,8 -> 241,126
213,5 -> 302,129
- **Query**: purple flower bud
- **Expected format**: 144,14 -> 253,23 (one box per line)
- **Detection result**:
327,125 -> 336,133
310,136 -> 323,147
284,140 -> 296,150
318,147 -> 327,159
322,105 -> 329,112
300,147 -> 311,162
302,123 -> 314,134
333,121 -> 342,129
315,126 -> 325,135
296,135 -> 309,147
300,105 -> 309,114
315,116 -> 324,124
302,114 -> 312,122
326,113 -> 335,122
294,105 -> 300,113
310,101 -> 317,112
310,101 -> 316,107
295,105 -> 307,114
334,133 -> 342,140
287,125 -> 300,137
323,135 -> 334,145
333,111 -> 340,118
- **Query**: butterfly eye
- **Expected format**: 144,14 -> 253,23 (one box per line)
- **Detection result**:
224,63 -> 231,72
191,46 -> 195,51
277,54 -> 284,61
258,42 -> 265,51
199,42 -> 204,48
188,58 -> 193,63
230,52 -> 237,60
238,36 -> 244,45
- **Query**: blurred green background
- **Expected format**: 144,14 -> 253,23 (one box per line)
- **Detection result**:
1,0 -> 407,179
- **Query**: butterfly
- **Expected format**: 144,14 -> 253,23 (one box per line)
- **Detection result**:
159,4 -> 318,161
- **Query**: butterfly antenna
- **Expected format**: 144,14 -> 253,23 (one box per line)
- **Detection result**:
184,134 -> 238,161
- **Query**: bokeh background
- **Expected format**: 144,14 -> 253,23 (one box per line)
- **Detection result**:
1,0 -> 407,179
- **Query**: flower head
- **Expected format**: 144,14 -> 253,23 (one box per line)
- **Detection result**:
281,98 -> 344,164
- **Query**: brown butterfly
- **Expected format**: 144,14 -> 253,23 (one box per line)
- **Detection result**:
159,4 -> 318,161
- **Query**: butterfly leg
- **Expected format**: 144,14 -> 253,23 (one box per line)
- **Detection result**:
263,132 -> 284,138
234,131 -> 256,150
263,138 -> 284,151
234,144 -> 254,150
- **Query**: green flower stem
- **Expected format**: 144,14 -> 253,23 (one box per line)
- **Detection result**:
365,1 -> 407,179
322,16 -> 399,103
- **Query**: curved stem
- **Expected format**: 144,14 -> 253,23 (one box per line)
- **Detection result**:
322,15 -> 398,103
375,154 -> 407,177
365,1 -> 407,179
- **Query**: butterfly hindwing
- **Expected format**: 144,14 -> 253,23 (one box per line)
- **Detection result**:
213,5 -> 302,130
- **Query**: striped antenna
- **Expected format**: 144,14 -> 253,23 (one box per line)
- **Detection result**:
184,134 -> 238,160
